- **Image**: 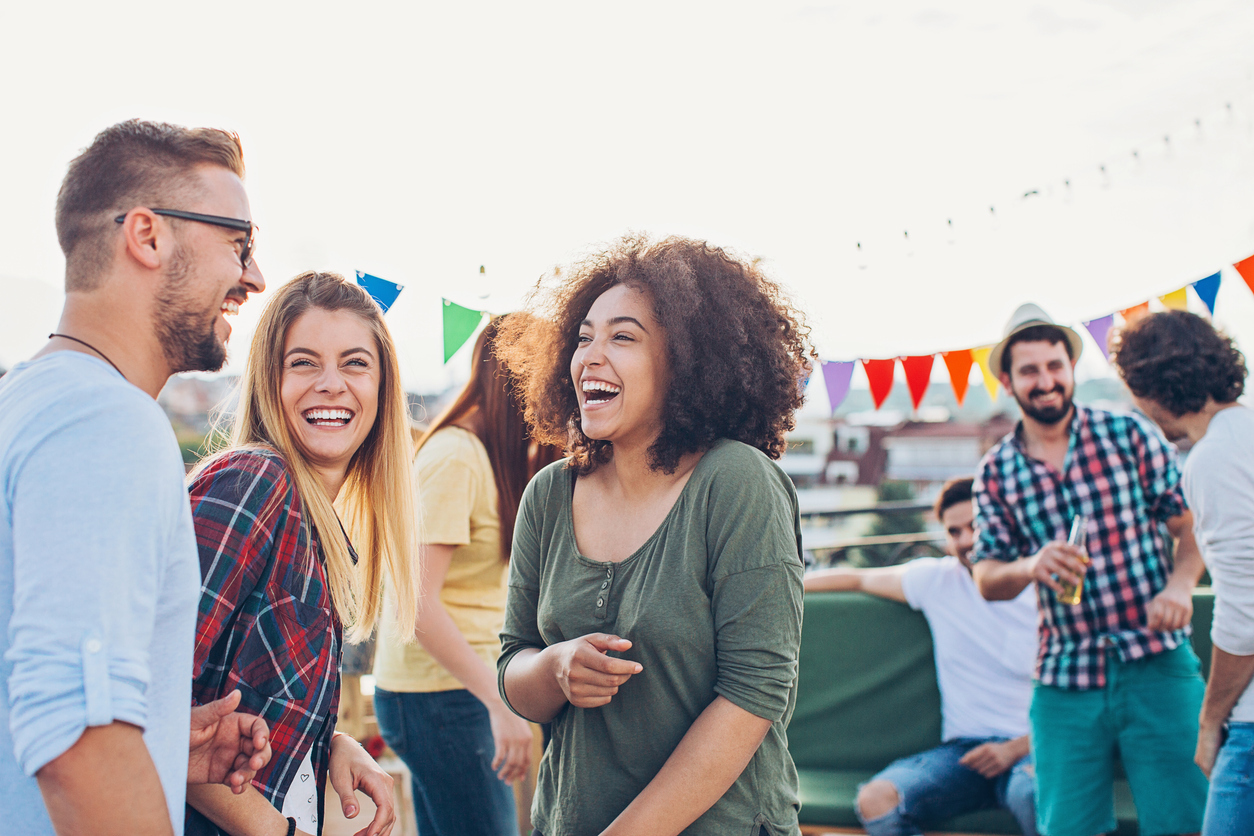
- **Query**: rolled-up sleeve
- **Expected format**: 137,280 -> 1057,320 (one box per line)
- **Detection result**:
705,455 -> 804,723
7,400 -> 177,776
1129,414 -> 1187,522
971,458 -> 1023,564
711,563 -> 802,722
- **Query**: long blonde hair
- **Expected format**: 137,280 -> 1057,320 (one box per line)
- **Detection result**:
202,271 -> 419,643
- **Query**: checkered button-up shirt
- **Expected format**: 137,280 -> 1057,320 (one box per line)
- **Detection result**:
186,448 -> 344,830
972,405 -> 1188,689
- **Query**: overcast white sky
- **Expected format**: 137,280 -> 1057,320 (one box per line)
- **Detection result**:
3,0 -> 1253,402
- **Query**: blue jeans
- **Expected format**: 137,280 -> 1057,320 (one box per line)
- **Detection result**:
374,687 -> 518,836
1202,721 -> 1254,836
858,738 -> 1037,836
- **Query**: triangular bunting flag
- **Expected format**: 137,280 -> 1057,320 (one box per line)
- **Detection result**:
971,346 -> 999,399
443,298 -> 487,363
862,359 -> 896,410
1192,272 -> 1221,315
820,360 -> 855,414
1158,287 -> 1188,311
901,355 -> 935,410
1083,314 -> 1115,362
355,271 -> 403,313
1234,255 -> 1254,297
941,350 -> 973,407
1120,302 -> 1150,324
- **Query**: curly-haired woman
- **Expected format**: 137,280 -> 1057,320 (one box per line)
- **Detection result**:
185,271 -> 421,836
495,235 -> 813,836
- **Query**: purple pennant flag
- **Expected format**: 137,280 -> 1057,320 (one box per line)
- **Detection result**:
821,360 -> 855,414
1083,314 -> 1115,362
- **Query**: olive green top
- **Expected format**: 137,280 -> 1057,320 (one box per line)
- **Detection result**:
498,439 -> 804,836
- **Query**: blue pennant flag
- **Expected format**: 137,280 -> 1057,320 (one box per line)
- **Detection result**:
1192,271 -> 1221,316
356,271 -> 404,313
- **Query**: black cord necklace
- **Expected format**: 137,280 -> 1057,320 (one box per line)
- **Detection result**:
48,333 -> 125,379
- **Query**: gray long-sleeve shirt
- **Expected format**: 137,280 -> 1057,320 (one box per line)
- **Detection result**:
1183,404 -> 1254,723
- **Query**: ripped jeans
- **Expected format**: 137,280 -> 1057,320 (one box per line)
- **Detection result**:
858,738 -> 1037,836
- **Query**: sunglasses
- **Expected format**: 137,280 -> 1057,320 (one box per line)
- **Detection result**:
114,208 -> 258,269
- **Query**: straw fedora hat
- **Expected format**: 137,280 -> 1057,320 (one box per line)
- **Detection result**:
987,303 -> 1084,378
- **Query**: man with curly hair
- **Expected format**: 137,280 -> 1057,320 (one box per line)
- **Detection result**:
970,303 -> 1209,836
1112,309 -> 1254,835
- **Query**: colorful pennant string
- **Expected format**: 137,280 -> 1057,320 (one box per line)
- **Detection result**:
941,350 -> 974,407
443,298 -> 488,363
1083,314 -> 1115,361
971,346 -> 1000,399
356,271 -> 404,313
821,360 -> 855,413
1158,287 -> 1188,311
862,359 -> 896,409
901,355 -> 934,410
1192,272 -> 1221,315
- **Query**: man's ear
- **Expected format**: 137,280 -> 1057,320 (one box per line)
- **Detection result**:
119,209 -> 163,270
998,371 -> 1013,391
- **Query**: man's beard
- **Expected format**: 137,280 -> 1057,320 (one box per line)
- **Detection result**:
154,247 -> 228,374
1014,383 -> 1073,425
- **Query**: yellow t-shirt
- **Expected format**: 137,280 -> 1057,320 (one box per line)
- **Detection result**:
373,426 -> 507,692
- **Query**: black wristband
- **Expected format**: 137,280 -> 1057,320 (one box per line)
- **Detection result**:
286,817 -> 297,836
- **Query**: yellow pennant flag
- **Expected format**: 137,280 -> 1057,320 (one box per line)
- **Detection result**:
971,345 -> 1000,399
1158,287 -> 1188,311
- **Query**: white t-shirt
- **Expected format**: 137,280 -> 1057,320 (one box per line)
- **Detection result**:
901,556 -> 1037,741
1183,405 -> 1254,724
281,746 -> 318,832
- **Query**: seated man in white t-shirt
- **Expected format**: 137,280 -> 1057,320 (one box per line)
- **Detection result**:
804,477 -> 1039,836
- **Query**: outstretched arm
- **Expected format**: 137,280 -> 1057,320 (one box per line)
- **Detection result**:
803,564 -> 908,602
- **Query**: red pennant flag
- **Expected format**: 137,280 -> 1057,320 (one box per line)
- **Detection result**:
901,355 -> 935,410
1234,255 -> 1254,297
1120,302 -> 1150,324
941,350 -> 974,406
862,358 -> 896,410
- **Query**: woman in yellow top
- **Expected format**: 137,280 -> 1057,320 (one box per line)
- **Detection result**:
373,317 -> 558,835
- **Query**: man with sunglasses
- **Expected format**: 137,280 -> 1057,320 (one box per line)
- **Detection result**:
1,120 -> 267,835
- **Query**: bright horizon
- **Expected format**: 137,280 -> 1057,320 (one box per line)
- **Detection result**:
3,1 -> 1254,407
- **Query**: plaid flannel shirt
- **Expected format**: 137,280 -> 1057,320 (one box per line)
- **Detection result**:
187,448 -> 343,828
971,405 -> 1188,689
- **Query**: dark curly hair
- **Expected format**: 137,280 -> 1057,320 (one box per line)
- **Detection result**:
1112,310 -> 1246,416
495,234 -> 815,475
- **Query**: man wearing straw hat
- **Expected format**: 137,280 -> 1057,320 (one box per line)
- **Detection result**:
970,303 -> 1209,836
1112,310 -> 1254,836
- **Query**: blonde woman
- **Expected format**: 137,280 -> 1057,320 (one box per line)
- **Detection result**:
185,271 -> 420,836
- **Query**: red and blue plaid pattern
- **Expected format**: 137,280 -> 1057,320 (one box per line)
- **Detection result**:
188,448 -> 343,821
972,405 -> 1188,689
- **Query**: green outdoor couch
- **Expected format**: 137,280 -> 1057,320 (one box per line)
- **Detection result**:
789,589 -> 1215,834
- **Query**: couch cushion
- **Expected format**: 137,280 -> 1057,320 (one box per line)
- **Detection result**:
797,768 -> 1140,835
790,592 -> 942,771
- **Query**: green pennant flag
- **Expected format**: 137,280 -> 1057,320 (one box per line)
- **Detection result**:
443,298 -> 487,363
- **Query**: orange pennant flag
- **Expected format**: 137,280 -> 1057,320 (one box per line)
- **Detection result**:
1158,287 -> 1188,311
861,359 -> 896,410
971,346 -> 1000,399
942,350 -> 974,407
902,355 -> 935,410
1234,255 -> 1254,297
1120,302 -> 1150,324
